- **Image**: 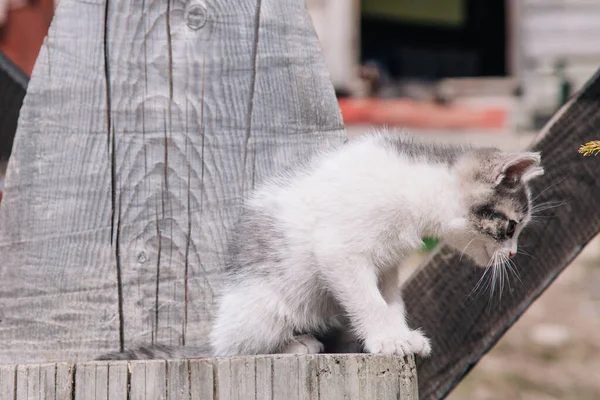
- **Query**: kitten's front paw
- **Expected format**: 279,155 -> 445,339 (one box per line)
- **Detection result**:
365,330 -> 431,357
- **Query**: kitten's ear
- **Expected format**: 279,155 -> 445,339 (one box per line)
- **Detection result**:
495,152 -> 544,186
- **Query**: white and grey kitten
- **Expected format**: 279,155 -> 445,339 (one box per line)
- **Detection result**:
98,131 -> 544,360
209,131 -> 544,358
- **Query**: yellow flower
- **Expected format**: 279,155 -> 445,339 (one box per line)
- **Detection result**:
579,141 -> 600,156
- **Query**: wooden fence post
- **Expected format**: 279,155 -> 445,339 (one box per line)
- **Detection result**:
0,0 -> 345,362
0,0 -> 422,397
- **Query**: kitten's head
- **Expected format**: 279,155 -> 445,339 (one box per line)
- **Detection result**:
444,148 -> 544,268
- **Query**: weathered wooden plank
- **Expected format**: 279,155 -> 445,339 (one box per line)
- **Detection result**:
367,355 -> 414,400
317,354 -> 359,400
15,366 -> 27,399
0,0 -> 345,364
129,361 -> 147,400
0,354 -> 418,400
270,355 -> 316,400
297,355 -> 319,399
75,363 -> 102,400
213,357 -> 256,400
189,359 -> 213,400
107,362 -> 128,400
13,363 -> 57,400
253,356 -> 272,400
0,364 -> 16,400
167,360 -> 189,400
55,363 -> 75,400
39,364 -> 56,400
404,68 -> 600,399
95,363 -> 109,400
130,360 -> 167,400
8,355 -> 417,399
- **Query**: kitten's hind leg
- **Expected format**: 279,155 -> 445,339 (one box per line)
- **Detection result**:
280,334 -> 324,354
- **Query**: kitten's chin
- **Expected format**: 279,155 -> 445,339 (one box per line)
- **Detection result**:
468,244 -> 494,268
445,234 -> 490,268
469,253 -> 491,268
449,242 -> 490,268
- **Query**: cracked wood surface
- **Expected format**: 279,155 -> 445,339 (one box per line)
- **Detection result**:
0,0 -> 345,363
0,354 -> 418,399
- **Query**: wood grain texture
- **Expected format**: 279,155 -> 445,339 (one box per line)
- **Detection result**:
403,68 -> 600,399
167,360 -> 189,400
0,364 -> 16,400
55,363 -> 75,400
107,362 -> 128,400
0,0 -> 345,363
5,355 -> 417,399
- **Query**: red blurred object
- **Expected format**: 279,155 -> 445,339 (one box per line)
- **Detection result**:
338,97 -> 507,130
0,0 -> 54,76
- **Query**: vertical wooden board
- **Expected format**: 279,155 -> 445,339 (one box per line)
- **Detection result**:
364,355 -> 401,400
353,354 -> 371,400
251,0 -> 345,138
129,362 -> 146,400
55,363 -> 74,400
271,355 -> 303,400
102,0 -> 196,350
229,357 -> 256,400
13,364 -> 60,400
0,0 -> 347,365
107,362 -> 129,400
0,365 -> 16,400
39,364 -> 57,400
167,360 -> 189,400
0,0 -> 119,363
129,360 -> 166,400
212,358 -> 231,400
317,355 -> 359,400
26,365 -> 41,400
145,361 -> 167,400
253,356 -> 272,400
74,363 -> 97,400
399,356 -> 418,398
94,363 -> 109,400
297,355 -> 318,400
189,359 -> 213,400
15,365 -> 28,400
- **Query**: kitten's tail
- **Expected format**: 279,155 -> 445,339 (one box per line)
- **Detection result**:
96,343 -> 213,361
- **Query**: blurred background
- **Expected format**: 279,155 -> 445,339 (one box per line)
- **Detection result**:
306,1 -> 600,399
308,0 -> 600,133
1,1 -> 600,398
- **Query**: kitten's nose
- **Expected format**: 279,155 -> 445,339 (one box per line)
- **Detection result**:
508,251 -> 516,259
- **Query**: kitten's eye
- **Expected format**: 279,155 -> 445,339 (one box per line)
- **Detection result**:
506,220 -> 517,238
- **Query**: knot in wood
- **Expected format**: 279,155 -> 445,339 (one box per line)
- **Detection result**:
186,4 -> 207,30
137,251 -> 148,263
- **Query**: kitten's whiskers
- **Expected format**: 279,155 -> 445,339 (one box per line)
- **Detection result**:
459,237 -> 477,262
501,253 -> 522,286
468,256 -> 494,300
530,200 -> 568,216
517,249 -> 533,258
530,175 -> 569,203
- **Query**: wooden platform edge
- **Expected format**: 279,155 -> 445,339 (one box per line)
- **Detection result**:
0,354 -> 418,399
